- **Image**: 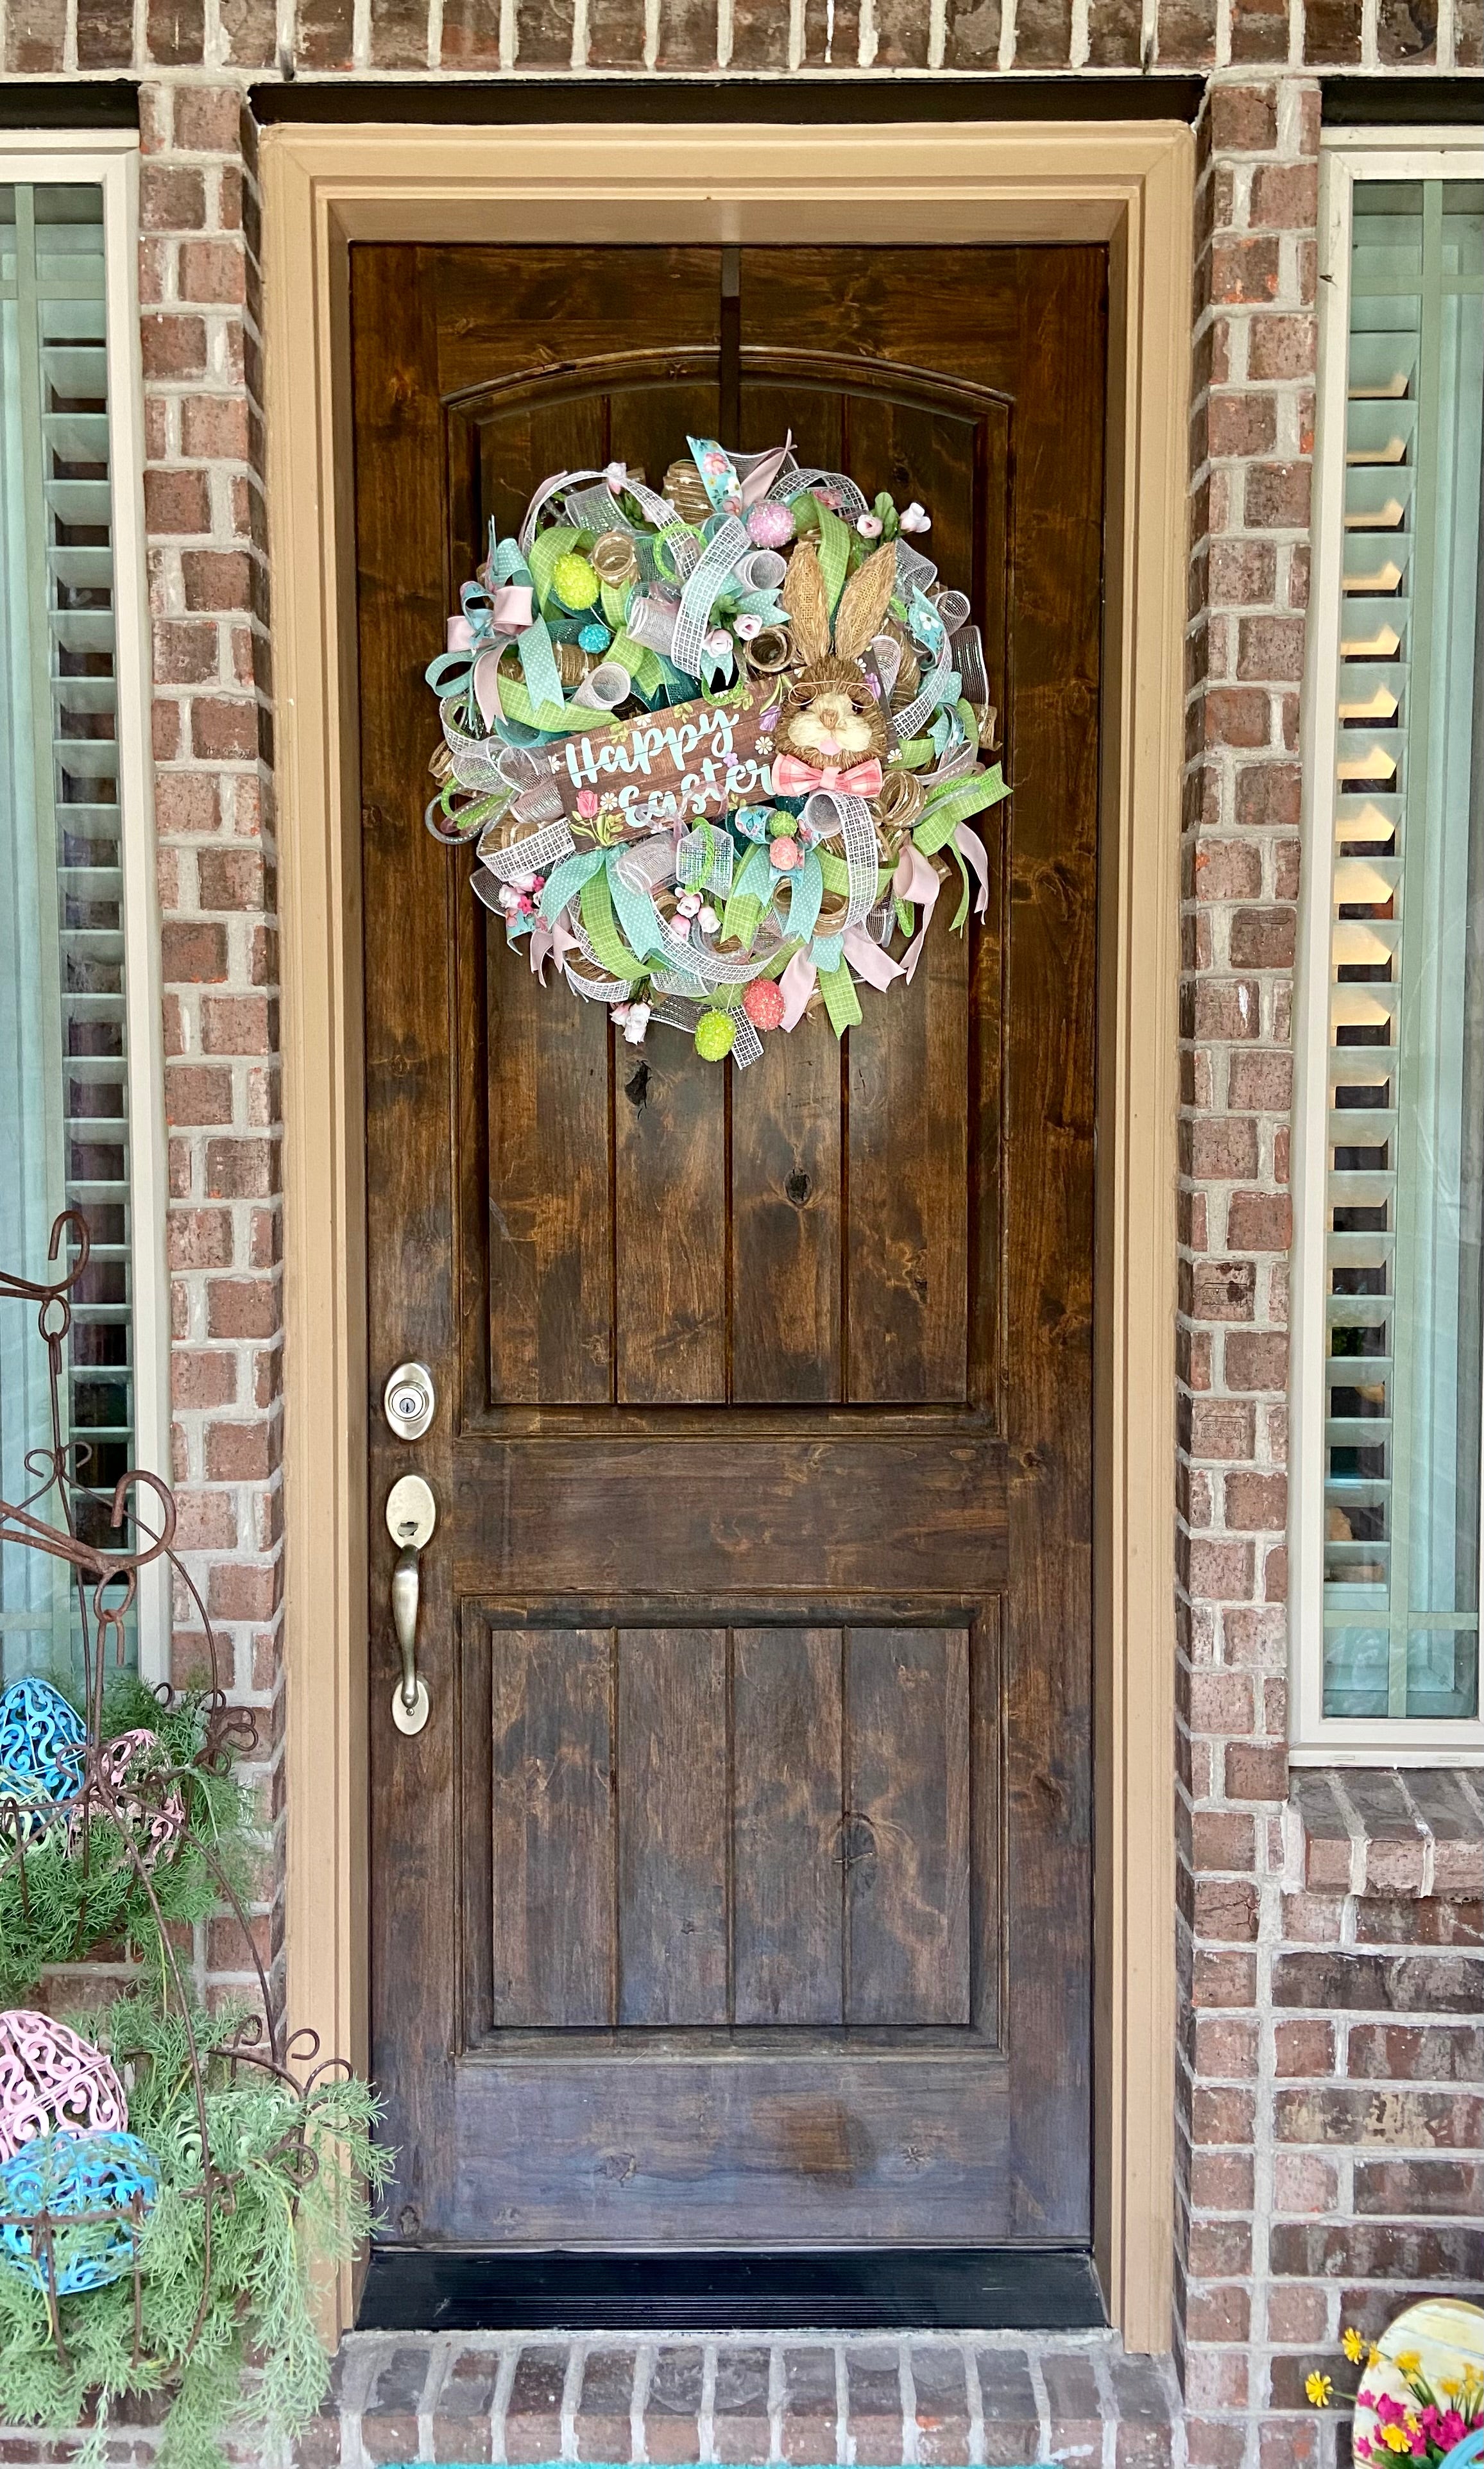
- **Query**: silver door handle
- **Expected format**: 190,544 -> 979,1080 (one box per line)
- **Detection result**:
386,1474 -> 435,1736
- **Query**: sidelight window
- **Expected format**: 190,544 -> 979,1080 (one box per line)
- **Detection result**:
0,140 -> 167,1684
1292,137 -> 1484,1759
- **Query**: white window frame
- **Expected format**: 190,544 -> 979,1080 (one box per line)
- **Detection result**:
1292,128 -> 1484,1764
0,132 -> 169,1684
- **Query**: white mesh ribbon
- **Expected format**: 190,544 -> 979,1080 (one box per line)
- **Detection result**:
895,540 -> 940,599
475,811 -> 576,885
801,790 -> 880,930
892,658 -> 954,746
563,961 -> 635,1004
563,483 -> 638,534
677,824 -> 734,897
670,516 -> 750,678
766,465 -> 869,519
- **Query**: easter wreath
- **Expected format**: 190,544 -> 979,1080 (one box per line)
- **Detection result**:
424,434 -> 1008,1064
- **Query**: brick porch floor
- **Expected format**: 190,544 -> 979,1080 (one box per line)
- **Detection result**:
296,2330 -> 1182,2468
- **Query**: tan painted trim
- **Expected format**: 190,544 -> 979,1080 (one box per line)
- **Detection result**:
263,121 -> 1189,2352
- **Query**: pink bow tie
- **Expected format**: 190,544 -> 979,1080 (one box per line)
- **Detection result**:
446,585 -> 534,651
771,753 -> 885,798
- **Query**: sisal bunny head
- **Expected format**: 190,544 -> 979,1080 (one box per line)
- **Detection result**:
772,537 -> 899,774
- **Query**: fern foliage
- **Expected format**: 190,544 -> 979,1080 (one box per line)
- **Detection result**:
0,1682 -> 255,2006
0,1997 -> 392,2469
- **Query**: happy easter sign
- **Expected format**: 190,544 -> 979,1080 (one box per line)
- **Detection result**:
546,688 -> 776,830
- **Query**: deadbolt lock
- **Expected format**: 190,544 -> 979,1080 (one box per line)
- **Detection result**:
383,1360 -> 436,1442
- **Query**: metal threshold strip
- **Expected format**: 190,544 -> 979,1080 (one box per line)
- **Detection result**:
357,2247 -> 1107,2333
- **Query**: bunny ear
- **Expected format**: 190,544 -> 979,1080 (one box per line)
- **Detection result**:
780,538 -> 832,667
832,543 -> 900,663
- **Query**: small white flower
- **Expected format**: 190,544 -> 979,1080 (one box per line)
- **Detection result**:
622,1002 -> 651,1044
604,461 -> 627,490
899,501 -> 932,534
698,906 -> 720,934
497,883 -> 522,914
857,513 -> 883,538
704,628 -> 732,660
510,871 -> 537,894
734,613 -> 763,641
611,1003 -> 631,1023
676,891 -> 704,920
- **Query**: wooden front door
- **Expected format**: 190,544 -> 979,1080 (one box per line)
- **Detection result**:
351,242 -> 1104,2258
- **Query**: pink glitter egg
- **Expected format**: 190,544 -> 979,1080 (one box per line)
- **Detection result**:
0,2012 -> 128,2165
747,502 -> 794,549
769,837 -> 800,873
743,978 -> 786,1031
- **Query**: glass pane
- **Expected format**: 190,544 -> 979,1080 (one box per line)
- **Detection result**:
1322,180 -> 1484,1720
0,181 -> 136,1684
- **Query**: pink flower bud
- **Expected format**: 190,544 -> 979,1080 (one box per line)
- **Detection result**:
856,513 -> 883,538
576,789 -> 600,819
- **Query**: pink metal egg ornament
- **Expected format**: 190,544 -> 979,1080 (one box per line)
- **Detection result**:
0,2012 -> 128,2166
71,1729 -> 187,1872
769,836 -> 801,873
743,978 -> 787,1032
746,502 -> 794,549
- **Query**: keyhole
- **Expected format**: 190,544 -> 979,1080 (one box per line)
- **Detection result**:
786,1170 -> 810,1206
626,1063 -> 650,1113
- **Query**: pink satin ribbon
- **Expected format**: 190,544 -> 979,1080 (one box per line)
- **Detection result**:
445,586 -> 534,652
894,841 -> 942,983
771,753 -> 885,799
841,926 -> 904,991
528,914 -> 580,983
448,588 -> 537,731
780,948 -> 817,1030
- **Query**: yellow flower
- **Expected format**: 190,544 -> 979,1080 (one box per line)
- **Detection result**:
1396,2354 -> 1422,2379
1343,2330 -> 1367,2365
1306,2375 -> 1334,2408
1441,2380 -> 1462,2400
1381,2429 -> 1413,2454
1369,2350 -> 1383,2371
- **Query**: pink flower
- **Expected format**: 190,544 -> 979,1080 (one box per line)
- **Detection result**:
735,613 -> 763,641
1354,2441 -> 1373,2460
1438,2414 -> 1467,2448
1377,2398 -> 1409,2427
1408,2429 -> 1427,2457
856,513 -> 883,537
576,790 -> 600,819
813,486 -> 842,510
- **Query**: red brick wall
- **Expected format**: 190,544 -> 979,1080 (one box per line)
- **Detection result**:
1,1 -> 1480,2450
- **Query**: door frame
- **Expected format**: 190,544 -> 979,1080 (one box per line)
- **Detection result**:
261,117 -> 1191,2352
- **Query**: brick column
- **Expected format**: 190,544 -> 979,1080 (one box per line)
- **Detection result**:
1176,72 -> 1321,2466
140,80 -> 284,2016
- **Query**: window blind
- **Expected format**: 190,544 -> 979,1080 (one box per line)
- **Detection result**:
1320,180 -> 1484,1722
0,182 -> 135,1678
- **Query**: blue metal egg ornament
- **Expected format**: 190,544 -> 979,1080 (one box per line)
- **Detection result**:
0,2130 -> 160,2295
0,1677 -> 87,1814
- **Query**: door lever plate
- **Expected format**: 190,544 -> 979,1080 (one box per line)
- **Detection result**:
386,1473 -> 436,1550
384,1360 -> 436,1442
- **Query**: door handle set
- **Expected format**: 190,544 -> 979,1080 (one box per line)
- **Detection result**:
386,1471 -> 436,1736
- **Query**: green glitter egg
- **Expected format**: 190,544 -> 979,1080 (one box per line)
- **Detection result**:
694,1010 -> 737,1063
552,552 -> 601,610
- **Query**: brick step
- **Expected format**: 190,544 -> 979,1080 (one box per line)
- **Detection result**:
296,2330 -> 1181,2468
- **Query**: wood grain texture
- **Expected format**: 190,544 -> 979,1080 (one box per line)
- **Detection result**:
356,241 -> 1102,2248
730,1016 -> 842,1404
487,955 -> 613,1405
617,1630 -> 729,2024
731,1629 -> 844,2025
614,1044 -> 728,1406
490,1628 -> 614,2026
846,1628 -> 971,2026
